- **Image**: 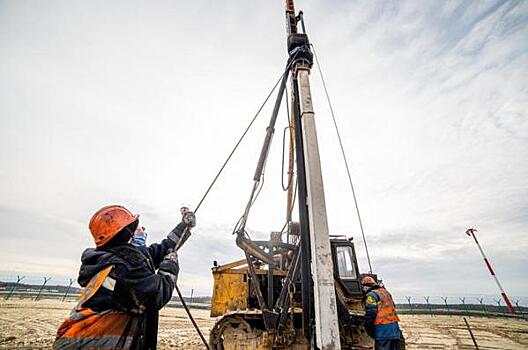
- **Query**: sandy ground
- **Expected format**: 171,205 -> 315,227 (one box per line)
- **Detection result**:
400,315 -> 528,350
0,299 -> 527,349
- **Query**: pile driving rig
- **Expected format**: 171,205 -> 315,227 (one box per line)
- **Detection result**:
208,1 -> 388,349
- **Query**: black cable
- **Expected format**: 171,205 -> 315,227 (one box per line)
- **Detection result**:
184,55 -> 298,347
251,174 -> 265,207
311,43 -> 373,274
193,67 -> 291,213
175,284 -> 210,349
279,178 -> 298,235
281,126 -> 294,191
281,85 -> 293,191
180,67 -> 291,349
229,56 -> 300,239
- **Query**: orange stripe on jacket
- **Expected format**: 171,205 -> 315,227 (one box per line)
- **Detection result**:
373,287 -> 400,325
53,266 -> 138,350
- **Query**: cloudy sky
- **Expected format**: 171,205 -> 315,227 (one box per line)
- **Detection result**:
1,0 -> 527,302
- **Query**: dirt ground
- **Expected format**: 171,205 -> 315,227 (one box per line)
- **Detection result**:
0,299 -> 527,349
400,314 -> 528,349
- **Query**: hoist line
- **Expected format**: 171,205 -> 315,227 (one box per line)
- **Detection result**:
175,285 -> 210,349
233,56 -> 298,237
280,178 -> 298,233
178,66 -> 293,350
311,44 -> 373,274
281,86 -> 294,192
193,64 -> 294,214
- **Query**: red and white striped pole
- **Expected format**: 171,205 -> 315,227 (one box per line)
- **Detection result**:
465,228 -> 515,314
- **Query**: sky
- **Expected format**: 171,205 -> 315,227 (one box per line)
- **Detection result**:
1,0 -> 527,303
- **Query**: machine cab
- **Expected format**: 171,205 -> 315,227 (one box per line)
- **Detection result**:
330,237 -> 362,296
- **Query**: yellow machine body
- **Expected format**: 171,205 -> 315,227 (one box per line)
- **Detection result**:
211,259 -> 249,317
209,239 -> 375,349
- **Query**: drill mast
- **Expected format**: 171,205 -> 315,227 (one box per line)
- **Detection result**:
285,1 -> 341,348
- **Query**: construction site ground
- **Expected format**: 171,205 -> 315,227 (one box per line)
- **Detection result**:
0,299 -> 527,349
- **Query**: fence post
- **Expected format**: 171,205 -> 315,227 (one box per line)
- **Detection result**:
441,297 -> 450,314
424,296 -> 432,316
459,297 -> 468,315
405,296 -> 412,312
35,276 -> 51,301
189,288 -> 194,309
5,275 -> 25,300
494,298 -> 502,314
62,278 -> 75,302
477,297 -> 487,314
514,300 -> 522,313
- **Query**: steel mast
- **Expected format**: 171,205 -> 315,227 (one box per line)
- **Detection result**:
285,1 -> 341,348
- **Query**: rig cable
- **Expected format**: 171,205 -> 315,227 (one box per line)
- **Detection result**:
176,66 -> 292,349
232,57 -> 297,237
281,85 -> 294,191
175,284 -> 210,349
311,44 -> 373,273
193,66 -> 293,214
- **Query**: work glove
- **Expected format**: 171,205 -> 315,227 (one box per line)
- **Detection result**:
168,223 -> 185,245
159,250 -> 179,284
182,211 -> 196,228
167,208 -> 196,245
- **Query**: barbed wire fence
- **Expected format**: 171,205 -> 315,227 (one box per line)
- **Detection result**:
393,295 -> 528,318
1,274 -> 527,317
0,274 -> 209,309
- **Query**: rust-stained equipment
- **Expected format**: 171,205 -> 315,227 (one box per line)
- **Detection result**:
208,2 -> 378,348
210,236 -> 374,349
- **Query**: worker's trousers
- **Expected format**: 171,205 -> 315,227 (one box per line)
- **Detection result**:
375,339 -> 401,350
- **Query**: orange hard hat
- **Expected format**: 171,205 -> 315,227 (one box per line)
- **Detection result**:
89,205 -> 139,247
361,276 -> 376,285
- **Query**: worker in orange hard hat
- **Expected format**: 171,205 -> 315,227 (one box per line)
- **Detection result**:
362,275 -> 403,350
53,205 -> 196,350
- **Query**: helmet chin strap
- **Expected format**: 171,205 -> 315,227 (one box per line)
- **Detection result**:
125,226 -> 135,242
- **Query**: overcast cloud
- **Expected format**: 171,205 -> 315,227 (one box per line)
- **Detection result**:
1,0 -> 527,301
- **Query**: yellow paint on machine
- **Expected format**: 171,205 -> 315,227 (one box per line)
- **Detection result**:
210,270 -> 248,317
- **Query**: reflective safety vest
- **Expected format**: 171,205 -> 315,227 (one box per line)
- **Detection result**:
53,266 -> 139,349
372,287 -> 400,325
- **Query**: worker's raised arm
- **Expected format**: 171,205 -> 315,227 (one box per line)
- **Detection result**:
144,210 -> 195,268
107,268 -> 175,312
145,222 -> 184,268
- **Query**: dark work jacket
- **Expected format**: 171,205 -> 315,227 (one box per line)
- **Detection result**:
364,285 -> 401,341
74,226 -> 182,349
